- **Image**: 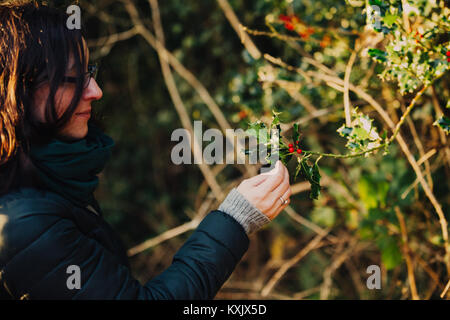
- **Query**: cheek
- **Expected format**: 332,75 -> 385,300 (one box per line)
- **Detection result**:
32,86 -> 75,121
54,87 -> 75,118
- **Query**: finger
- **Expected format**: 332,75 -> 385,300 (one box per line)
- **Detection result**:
281,184 -> 292,203
269,185 -> 291,219
245,172 -> 270,187
265,195 -> 290,220
244,161 -> 281,187
257,168 -> 289,219
270,165 -> 290,199
264,168 -> 290,212
257,161 -> 285,193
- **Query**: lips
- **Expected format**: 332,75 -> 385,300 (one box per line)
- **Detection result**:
76,109 -> 91,115
75,109 -> 91,119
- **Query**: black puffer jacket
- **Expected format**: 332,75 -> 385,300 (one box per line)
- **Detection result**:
0,187 -> 249,299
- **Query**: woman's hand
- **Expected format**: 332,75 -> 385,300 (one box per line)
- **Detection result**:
236,160 -> 291,220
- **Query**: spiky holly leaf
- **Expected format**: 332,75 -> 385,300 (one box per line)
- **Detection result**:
433,116 -> 450,135
311,161 -> 322,200
298,157 -> 322,200
337,108 -> 383,156
245,121 -> 269,144
292,123 -> 300,144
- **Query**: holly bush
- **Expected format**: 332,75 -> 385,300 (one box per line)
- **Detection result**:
77,0 -> 449,299
238,0 -> 449,299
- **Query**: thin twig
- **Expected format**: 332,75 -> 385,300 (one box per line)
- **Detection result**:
400,99 -> 434,190
441,279 -> 450,299
127,196 -> 215,256
283,205 -> 338,243
431,85 -> 450,169
395,206 -> 420,300
264,54 -> 312,83
401,148 -> 437,199
343,49 -> 358,126
260,231 -> 330,297
320,240 -> 359,299
216,0 -> 261,59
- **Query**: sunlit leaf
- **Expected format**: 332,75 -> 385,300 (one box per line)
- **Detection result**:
433,116 -> 450,135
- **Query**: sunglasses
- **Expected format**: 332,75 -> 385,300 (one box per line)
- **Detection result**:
62,63 -> 99,89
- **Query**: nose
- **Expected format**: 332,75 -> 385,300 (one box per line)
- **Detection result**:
83,77 -> 103,101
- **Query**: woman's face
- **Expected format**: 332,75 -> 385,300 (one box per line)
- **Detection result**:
32,38 -> 103,140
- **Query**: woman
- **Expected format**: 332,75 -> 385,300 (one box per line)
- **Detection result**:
0,1 -> 291,299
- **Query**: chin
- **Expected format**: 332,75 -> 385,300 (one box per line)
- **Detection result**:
58,124 -> 89,141
75,125 -> 89,140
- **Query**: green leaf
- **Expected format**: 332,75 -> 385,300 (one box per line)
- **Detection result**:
245,121 -> 269,143
299,157 -> 312,180
368,48 -> 388,62
293,123 -> 300,143
358,176 -> 378,209
369,0 -> 382,6
337,125 -> 353,137
353,127 -> 370,140
311,161 -> 322,200
433,116 -> 450,135
270,109 -> 282,129
272,116 -> 280,126
277,146 -> 292,165
298,157 -> 322,200
246,121 -> 265,135
294,158 -> 302,181
358,176 -> 389,210
376,236 -> 402,270
383,13 -> 398,27
310,207 -> 336,228
338,110 -> 382,154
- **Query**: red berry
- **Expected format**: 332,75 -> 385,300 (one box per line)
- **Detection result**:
446,51 -> 450,57
297,149 -> 302,154
279,14 -> 291,23
447,57 -> 450,63
288,143 -> 293,148
296,140 -> 300,144
284,22 -> 294,31
289,147 -> 294,153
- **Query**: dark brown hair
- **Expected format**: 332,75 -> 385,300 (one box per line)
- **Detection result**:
0,0 -> 89,195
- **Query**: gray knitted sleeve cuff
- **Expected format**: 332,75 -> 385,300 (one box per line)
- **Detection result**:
218,188 -> 271,235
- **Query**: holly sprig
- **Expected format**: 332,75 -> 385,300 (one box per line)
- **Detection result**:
243,109 -> 388,200
243,110 -> 323,199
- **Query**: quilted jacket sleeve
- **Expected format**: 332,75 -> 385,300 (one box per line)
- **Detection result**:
0,209 -> 249,300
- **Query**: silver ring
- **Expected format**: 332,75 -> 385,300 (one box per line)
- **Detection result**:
279,196 -> 287,205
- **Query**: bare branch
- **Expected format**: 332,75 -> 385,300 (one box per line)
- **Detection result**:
216,0 -> 261,60
260,232 -> 330,297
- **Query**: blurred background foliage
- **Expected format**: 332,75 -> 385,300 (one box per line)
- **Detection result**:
59,0 -> 450,299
